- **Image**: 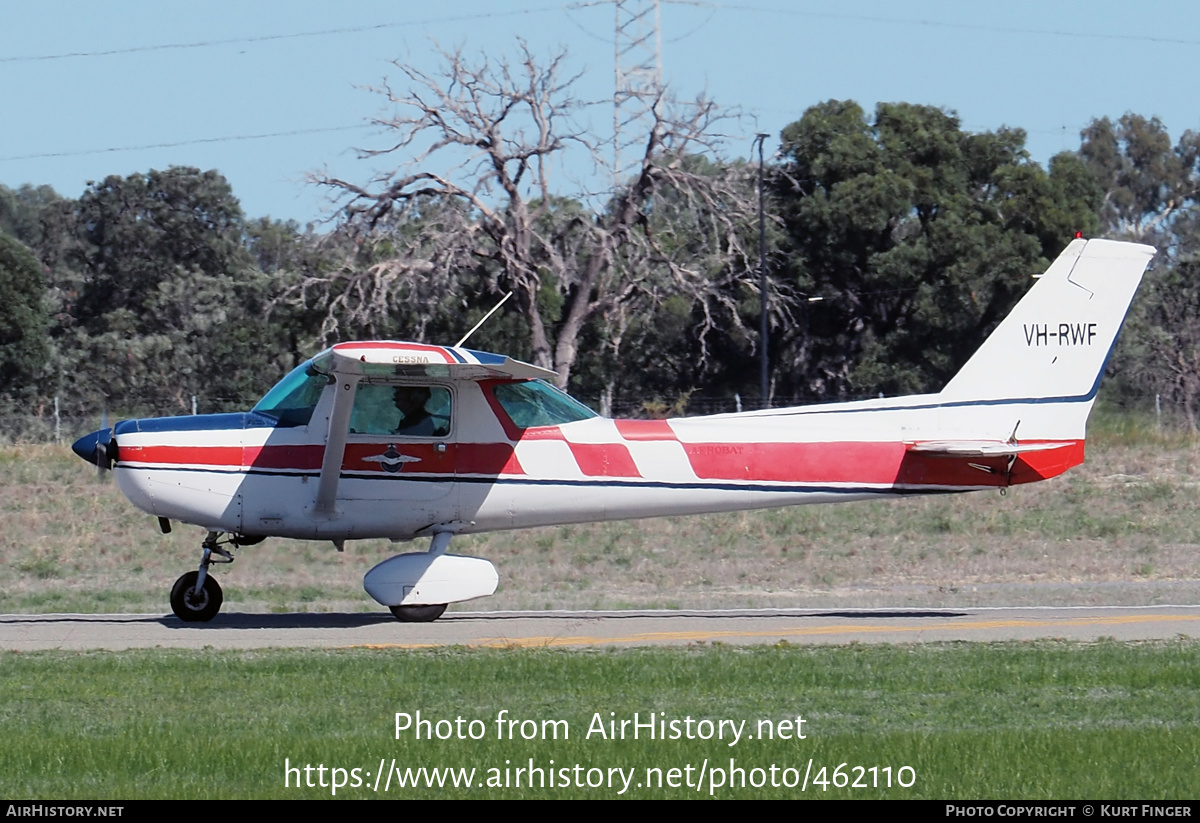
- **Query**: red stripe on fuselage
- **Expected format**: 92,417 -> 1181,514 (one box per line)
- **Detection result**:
119,445 -> 262,468
118,442 -> 527,477
122,443 -> 335,472
457,443 -> 525,476
677,438 -> 1084,486
245,444 -> 324,470
342,443 -> 454,474
896,440 -> 1084,487
1012,440 -> 1085,483
682,441 -> 908,484
614,419 -> 677,441
567,442 -> 642,478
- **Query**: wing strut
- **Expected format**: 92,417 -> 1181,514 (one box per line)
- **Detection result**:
313,375 -> 360,517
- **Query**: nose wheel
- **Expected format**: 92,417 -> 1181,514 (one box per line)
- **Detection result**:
170,571 -> 223,622
169,530 -> 235,622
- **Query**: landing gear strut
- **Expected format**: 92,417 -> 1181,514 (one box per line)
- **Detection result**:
363,531 -> 485,623
169,531 -> 235,622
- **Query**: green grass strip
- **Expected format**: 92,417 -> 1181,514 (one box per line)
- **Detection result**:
1,640 -> 1197,798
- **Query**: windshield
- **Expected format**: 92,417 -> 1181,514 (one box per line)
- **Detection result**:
252,360 -> 330,427
492,380 -> 598,428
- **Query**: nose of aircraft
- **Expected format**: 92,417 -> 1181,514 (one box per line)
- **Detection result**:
71,428 -> 116,469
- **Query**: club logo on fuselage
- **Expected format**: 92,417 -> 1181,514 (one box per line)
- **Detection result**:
361,445 -> 422,473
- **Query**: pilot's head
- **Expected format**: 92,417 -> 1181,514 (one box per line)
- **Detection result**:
393,385 -> 431,416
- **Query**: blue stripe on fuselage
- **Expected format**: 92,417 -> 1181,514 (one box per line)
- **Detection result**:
114,412 -> 279,435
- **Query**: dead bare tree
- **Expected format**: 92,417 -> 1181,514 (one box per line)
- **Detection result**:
280,197 -> 485,345
308,42 -> 781,389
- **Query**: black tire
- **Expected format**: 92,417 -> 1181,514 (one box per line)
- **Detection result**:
389,603 -> 447,623
170,571 -> 223,622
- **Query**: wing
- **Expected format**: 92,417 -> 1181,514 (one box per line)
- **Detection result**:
328,341 -> 556,381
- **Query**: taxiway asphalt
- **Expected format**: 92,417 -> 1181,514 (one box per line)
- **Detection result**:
2,606 -> 1198,651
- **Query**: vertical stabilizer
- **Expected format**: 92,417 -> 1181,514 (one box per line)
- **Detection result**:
938,239 -> 1154,436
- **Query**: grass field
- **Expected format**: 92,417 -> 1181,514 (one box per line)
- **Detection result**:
3,408 -> 1199,616
1,641 -> 1196,799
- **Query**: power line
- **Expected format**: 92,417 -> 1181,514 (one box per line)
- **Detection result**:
0,126 -> 368,162
717,4 -> 1200,47
5,3 -> 1190,68
0,7 -> 566,64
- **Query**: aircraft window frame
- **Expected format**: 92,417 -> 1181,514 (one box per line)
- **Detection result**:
251,360 -> 331,428
490,379 -> 598,430
347,382 -> 454,439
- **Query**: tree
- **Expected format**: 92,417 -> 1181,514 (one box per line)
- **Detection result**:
1117,257 -> 1200,430
0,234 -> 51,402
309,43 -> 764,391
52,167 -> 288,415
278,196 -> 495,348
70,167 -> 249,330
244,216 -> 346,369
1079,114 -> 1200,248
772,100 -> 1102,400
1082,115 -> 1200,424
0,184 -> 66,252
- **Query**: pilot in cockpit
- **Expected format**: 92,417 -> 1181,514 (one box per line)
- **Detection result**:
393,386 -> 446,437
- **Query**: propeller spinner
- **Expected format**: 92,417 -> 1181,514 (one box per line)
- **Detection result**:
71,428 -> 117,475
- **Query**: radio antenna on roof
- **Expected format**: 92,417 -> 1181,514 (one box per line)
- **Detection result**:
456,291 -> 513,348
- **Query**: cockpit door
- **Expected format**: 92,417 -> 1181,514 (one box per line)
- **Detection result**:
339,381 -> 457,508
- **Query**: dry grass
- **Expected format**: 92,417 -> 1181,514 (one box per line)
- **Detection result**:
4,423 -> 1200,614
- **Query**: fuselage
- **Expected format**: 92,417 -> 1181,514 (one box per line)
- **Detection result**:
97,376 -> 1082,543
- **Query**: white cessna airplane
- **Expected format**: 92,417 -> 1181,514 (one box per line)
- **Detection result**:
72,238 -> 1155,622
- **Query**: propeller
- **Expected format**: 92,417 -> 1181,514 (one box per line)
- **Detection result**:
70,423 -> 117,478
94,437 -> 111,478
95,410 -> 110,478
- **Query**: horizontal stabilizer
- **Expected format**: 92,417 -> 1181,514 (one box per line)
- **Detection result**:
907,440 -> 1075,458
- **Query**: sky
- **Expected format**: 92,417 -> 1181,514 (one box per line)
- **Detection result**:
2,0 -> 1198,226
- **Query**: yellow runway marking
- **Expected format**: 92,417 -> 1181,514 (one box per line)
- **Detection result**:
352,613 -> 1200,650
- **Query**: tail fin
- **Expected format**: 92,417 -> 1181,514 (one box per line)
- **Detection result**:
938,238 -> 1154,438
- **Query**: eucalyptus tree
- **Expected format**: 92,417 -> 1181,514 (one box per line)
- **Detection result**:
0,233 -> 50,404
1081,114 -> 1200,425
56,167 -> 277,415
772,100 -> 1102,401
1079,113 -> 1200,250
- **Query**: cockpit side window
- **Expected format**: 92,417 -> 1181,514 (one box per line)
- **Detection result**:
251,361 -> 330,427
491,380 -> 598,429
349,384 -> 452,438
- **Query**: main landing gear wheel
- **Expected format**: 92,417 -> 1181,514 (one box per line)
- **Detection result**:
389,603 -> 447,623
170,571 -> 223,622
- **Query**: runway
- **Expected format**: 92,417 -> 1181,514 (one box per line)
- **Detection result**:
2,606 -> 1199,650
